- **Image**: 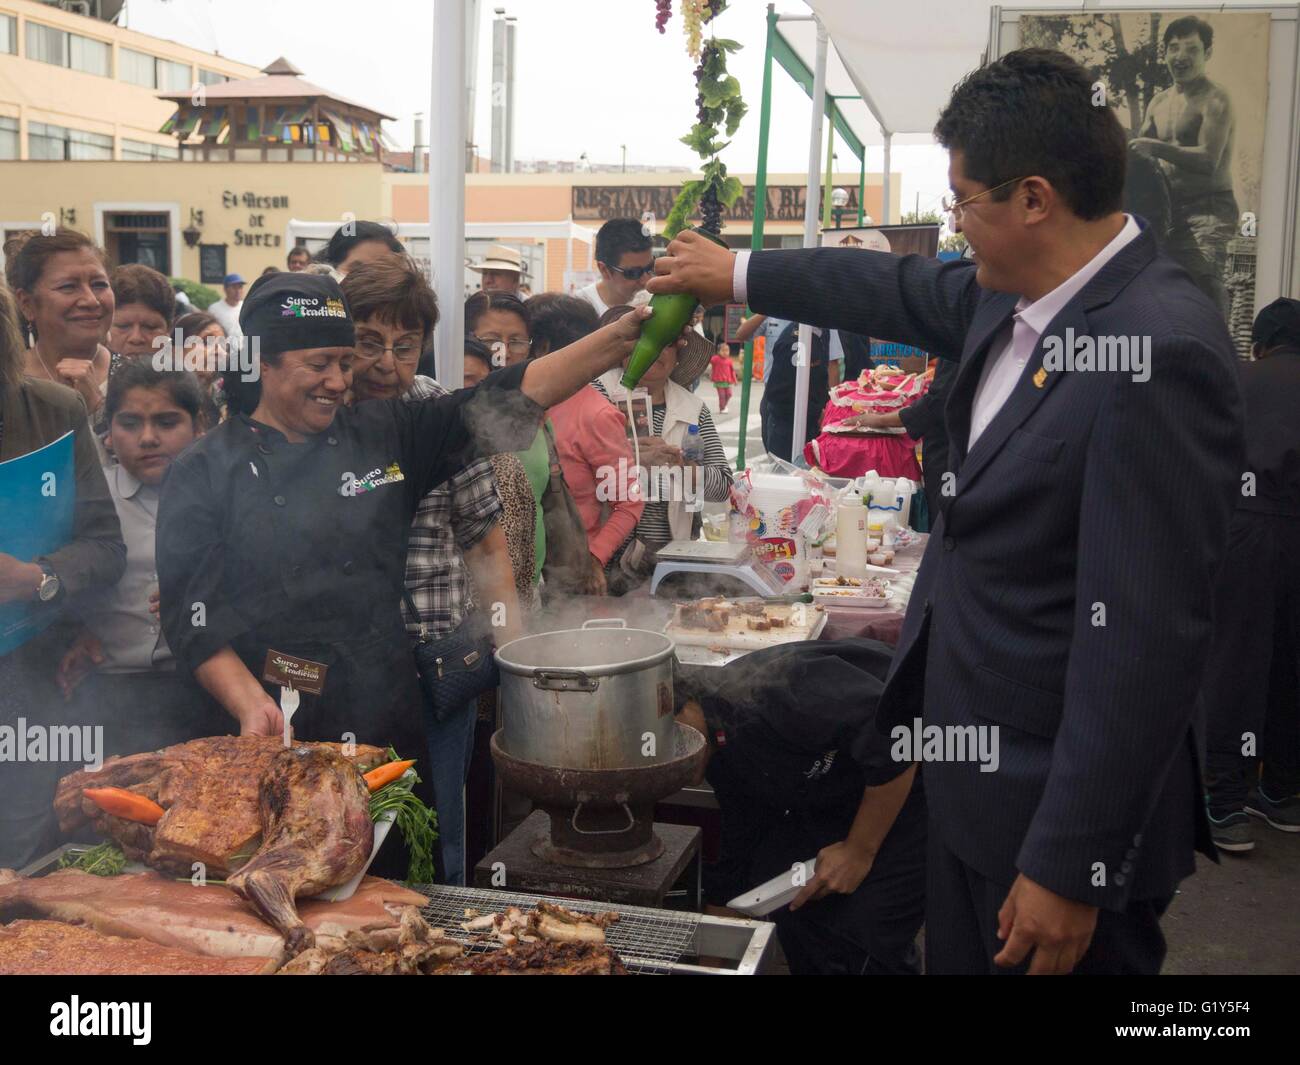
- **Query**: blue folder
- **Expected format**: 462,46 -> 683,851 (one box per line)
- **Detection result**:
0,430 -> 75,654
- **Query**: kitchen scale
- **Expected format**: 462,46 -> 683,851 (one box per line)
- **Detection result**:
649,539 -> 789,599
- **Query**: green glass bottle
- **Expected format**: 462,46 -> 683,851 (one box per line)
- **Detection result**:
620,226 -> 728,390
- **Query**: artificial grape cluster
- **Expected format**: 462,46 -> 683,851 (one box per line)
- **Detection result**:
654,0 -> 672,33
699,185 -> 723,235
682,0 -> 704,59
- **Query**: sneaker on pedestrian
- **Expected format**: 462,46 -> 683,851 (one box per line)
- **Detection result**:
1208,809 -> 1256,853
1245,787 -> 1300,833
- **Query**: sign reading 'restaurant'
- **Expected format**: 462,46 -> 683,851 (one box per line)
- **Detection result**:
572,185 -> 860,223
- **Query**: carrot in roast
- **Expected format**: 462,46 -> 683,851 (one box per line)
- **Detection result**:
363,760 -> 416,792
83,787 -> 165,825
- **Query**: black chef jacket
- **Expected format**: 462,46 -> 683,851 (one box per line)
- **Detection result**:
155,362 -> 541,796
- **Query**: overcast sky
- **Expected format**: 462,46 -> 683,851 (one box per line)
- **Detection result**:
123,0 -> 953,219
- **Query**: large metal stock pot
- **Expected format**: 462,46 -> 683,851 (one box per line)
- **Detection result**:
495,619 -> 675,768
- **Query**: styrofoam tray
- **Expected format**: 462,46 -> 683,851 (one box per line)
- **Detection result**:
666,602 -> 828,651
728,858 -> 818,917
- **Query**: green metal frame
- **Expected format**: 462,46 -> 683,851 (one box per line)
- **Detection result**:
735,3 -> 781,471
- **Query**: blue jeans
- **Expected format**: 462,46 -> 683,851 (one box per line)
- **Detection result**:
422,697 -> 478,886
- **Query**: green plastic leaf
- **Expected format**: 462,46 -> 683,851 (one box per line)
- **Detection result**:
700,76 -> 728,108
724,97 -> 748,137
711,38 -> 742,53
665,179 -> 706,239
719,176 -> 745,207
680,126 -> 729,158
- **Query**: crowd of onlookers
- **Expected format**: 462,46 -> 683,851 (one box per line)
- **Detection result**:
0,215 -> 737,882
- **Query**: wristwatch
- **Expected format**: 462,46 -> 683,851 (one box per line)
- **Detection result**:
35,560 -> 62,603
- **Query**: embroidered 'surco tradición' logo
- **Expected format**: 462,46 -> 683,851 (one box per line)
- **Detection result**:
339,463 -> 405,497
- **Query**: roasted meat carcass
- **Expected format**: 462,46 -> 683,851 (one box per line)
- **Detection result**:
226,745 -> 374,956
54,736 -> 388,878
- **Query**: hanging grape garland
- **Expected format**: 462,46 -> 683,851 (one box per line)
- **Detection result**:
654,0 -> 747,238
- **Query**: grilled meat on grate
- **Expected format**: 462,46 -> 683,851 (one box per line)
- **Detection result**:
434,940 -> 629,976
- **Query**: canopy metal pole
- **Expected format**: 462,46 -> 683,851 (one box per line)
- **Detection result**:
432,0 -> 466,388
882,131 -> 892,224
821,117 -> 834,230
736,2 -> 778,471
791,18 -> 828,465
857,152 -> 866,226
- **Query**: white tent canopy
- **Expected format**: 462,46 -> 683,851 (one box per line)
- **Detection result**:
771,0 -> 1293,466
804,0 -> 1278,139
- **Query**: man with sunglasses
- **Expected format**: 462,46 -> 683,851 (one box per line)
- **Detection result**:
575,218 -> 656,317
650,48 -> 1243,975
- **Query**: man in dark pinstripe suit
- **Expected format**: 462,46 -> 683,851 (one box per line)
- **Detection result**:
652,49 -> 1244,974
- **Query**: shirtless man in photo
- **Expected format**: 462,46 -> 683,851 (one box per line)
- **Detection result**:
1130,15 -> 1238,316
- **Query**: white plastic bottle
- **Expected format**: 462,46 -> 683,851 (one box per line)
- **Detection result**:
836,484 -> 868,580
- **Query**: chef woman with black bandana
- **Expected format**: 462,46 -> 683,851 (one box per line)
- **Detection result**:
155,273 -> 657,873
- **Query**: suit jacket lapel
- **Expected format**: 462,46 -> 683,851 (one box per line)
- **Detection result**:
944,292 -> 1018,473
954,302 -> 1083,492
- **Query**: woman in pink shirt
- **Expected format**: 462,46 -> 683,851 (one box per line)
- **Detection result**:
525,294 -> 644,577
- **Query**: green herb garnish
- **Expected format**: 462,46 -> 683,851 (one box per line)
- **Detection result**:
369,768 -> 438,885
58,840 -> 126,877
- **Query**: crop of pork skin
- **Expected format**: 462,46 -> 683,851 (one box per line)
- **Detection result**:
226,746 -> 374,956
0,869 -> 425,959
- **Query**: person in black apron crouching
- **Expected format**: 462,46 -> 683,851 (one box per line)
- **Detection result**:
156,272 -> 657,880
675,639 -> 926,975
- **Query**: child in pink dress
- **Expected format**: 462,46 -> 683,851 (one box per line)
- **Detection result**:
710,343 -> 739,411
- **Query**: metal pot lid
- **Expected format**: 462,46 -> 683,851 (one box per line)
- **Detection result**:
496,621 -> 673,678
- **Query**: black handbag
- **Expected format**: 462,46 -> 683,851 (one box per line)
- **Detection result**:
401,589 -> 500,723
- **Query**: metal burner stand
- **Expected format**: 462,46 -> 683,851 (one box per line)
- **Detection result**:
489,725 -> 708,870
474,808 -> 701,910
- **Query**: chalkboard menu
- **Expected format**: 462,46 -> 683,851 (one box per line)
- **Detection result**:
199,244 -> 227,285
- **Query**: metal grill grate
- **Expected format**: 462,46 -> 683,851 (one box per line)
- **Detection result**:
416,884 -> 701,975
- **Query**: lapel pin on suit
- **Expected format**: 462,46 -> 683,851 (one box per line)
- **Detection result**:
1032,366 -> 1048,389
